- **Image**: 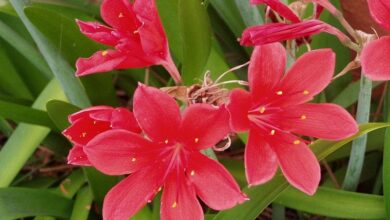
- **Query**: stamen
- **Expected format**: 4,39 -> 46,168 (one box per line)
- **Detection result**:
276,91 -> 283,95
66,135 -> 72,140
81,132 -> 87,138
259,107 -> 266,114
131,157 -> 136,162
270,130 -> 276,135
157,187 -> 162,192
93,121 -> 97,125
293,140 -> 301,145
101,50 -> 108,56
300,115 -> 307,120
190,170 -> 195,176
194,138 -> 199,143
164,139 -> 169,144
172,202 -> 177,208
133,30 -> 139,34
118,12 -> 124,18
303,90 -> 310,95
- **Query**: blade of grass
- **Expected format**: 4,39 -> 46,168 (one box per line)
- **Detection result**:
342,74 -> 372,191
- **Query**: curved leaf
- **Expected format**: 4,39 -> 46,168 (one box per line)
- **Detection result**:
0,187 -> 73,219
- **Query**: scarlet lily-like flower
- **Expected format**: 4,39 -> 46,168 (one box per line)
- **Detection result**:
227,43 -> 358,195
242,0 -> 347,46
84,84 -> 247,220
75,0 -> 181,83
63,106 -> 140,165
240,19 -> 346,46
360,0 -> 390,80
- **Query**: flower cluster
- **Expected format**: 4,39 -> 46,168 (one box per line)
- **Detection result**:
60,0 -> 390,219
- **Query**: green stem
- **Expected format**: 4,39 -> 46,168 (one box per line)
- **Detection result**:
272,204 -> 285,220
69,186 -> 93,220
342,73 -> 372,191
0,117 -> 13,137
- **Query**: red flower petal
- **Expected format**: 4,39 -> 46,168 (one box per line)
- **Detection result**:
275,48 -> 335,106
75,50 -> 127,76
227,89 -> 252,132
277,103 -> 358,140
367,0 -> 390,31
248,43 -> 286,104
85,130 -> 156,175
178,104 -> 230,150
110,108 -> 141,133
76,20 -> 119,46
250,0 -> 300,23
133,0 -> 168,60
241,20 -> 326,46
67,145 -> 91,166
240,20 -> 347,46
270,133 -> 320,195
361,37 -> 390,81
63,117 -> 111,145
245,129 -> 278,186
103,167 -> 165,220
187,152 -> 247,210
69,106 -> 113,123
161,171 -> 203,220
133,84 -> 181,142
101,0 -> 139,32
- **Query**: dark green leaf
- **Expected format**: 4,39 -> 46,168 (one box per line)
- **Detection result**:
0,187 -> 73,219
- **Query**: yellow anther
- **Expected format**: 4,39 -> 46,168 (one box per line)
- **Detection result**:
293,140 -> 301,145
118,12 -> 124,18
131,157 -> 137,162
172,202 -> 177,208
270,130 -> 276,135
101,50 -> 108,56
303,90 -> 310,95
157,187 -> 162,192
300,115 -> 307,120
81,132 -> 87,137
194,138 -> 199,143
133,29 -> 139,34
259,107 -> 266,114
276,90 -> 283,95
93,121 -> 97,125
164,139 -> 169,144
190,170 -> 195,176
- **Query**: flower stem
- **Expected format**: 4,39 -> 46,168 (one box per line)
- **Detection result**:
342,72 -> 372,191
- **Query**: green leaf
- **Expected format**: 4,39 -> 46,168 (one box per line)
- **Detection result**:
0,79 -> 67,187
46,100 -> 80,130
0,100 -> 56,129
210,0 -> 247,37
275,187 -> 385,219
69,186 -> 93,220
10,0 -> 91,108
233,0 -> 262,26
0,187 -> 73,219
0,18 -> 51,79
214,123 -> 390,220
0,45 -> 33,99
179,0 -> 212,84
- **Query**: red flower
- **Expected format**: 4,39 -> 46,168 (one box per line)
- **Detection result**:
240,19 -> 344,46
84,84 -> 247,220
63,106 -> 141,165
360,0 -> 390,80
75,0 -> 181,83
227,43 -> 358,195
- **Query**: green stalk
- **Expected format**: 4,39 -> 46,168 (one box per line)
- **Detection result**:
69,186 -> 93,220
342,74 -> 372,191
0,116 -> 13,137
383,83 -> 390,219
0,79 -> 66,187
